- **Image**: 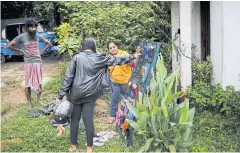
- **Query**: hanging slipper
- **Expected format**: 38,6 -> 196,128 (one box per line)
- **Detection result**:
144,47 -> 150,60
148,46 -> 155,63
141,66 -> 146,83
143,63 -> 151,83
147,56 -> 153,63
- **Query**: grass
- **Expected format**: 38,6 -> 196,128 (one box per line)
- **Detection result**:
1,107 -> 143,152
1,63 -> 240,152
190,110 -> 240,152
1,66 -> 144,152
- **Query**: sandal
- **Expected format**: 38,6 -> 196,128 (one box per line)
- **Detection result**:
85,140 -> 104,147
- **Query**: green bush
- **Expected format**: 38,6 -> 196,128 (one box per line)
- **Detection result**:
188,56 -> 240,133
57,1 -> 170,52
127,56 -> 195,152
192,56 -> 212,85
190,110 -> 240,152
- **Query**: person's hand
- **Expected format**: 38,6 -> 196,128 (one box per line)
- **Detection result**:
39,50 -> 44,55
55,98 -> 61,105
133,53 -> 142,59
20,50 -> 28,57
63,96 -> 67,100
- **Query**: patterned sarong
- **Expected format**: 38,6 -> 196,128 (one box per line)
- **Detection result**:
24,63 -> 43,93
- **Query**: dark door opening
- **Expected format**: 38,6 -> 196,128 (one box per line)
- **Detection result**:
200,1 -> 211,61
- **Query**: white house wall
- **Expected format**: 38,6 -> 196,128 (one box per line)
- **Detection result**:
210,1 -> 224,86
180,1 -> 192,87
171,1 -> 180,71
191,1 -> 201,60
171,1 -> 240,90
222,2 -> 240,90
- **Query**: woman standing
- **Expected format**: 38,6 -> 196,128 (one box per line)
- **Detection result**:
107,42 -> 133,124
56,38 -> 140,152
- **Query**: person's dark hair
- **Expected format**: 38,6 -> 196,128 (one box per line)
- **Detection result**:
107,41 -> 119,49
25,19 -> 37,28
82,38 -> 97,53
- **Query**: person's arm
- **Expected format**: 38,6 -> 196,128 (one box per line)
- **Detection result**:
38,36 -> 51,55
6,35 -> 24,53
104,53 -> 141,66
58,56 -> 77,100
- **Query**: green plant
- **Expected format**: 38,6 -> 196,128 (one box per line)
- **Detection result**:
192,56 -> 212,85
126,56 -> 195,152
160,42 -> 172,72
55,23 -> 81,56
190,110 -> 240,152
57,1 -> 170,52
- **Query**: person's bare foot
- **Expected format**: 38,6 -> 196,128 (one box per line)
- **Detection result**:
27,104 -> 33,110
87,146 -> 93,152
69,144 -> 77,152
107,117 -> 115,124
57,126 -> 65,136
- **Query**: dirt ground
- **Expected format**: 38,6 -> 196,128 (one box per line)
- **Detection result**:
1,58 -> 61,118
1,57 -> 111,123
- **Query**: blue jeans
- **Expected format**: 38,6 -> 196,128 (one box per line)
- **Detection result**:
110,82 -> 128,118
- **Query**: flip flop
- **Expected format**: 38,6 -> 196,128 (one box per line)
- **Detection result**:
86,140 -> 104,147
97,130 -> 116,139
93,135 -> 108,143
26,112 -> 41,118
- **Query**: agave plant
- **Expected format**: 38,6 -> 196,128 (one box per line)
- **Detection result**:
126,55 -> 195,152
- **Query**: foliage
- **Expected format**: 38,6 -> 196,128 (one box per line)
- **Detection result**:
1,1 -> 60,26
55,23 -> 80,56
57,1 -> 170,52
188,56 -> 240,134
188,56 -> 240,120
192,56 -> 212,85
1,1 -> 35,19
160,42 -> 172,72
190,110 -> 240,152
226,86 -> 240,118
188,83 -> 230,110
126,56 -> 195,152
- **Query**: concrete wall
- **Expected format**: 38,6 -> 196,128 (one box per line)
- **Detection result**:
171,1 -> 240,90
191,1 -> 201,60
171,1 -> 180,71
180,1 -> 192,87
210,1 -> 224,86
221,2 -> 240,90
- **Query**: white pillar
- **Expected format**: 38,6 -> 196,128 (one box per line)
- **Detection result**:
171,1 -> 180,72
210,1 -> 224,86
191,1 -> 201,60
180,1 -> 192,88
